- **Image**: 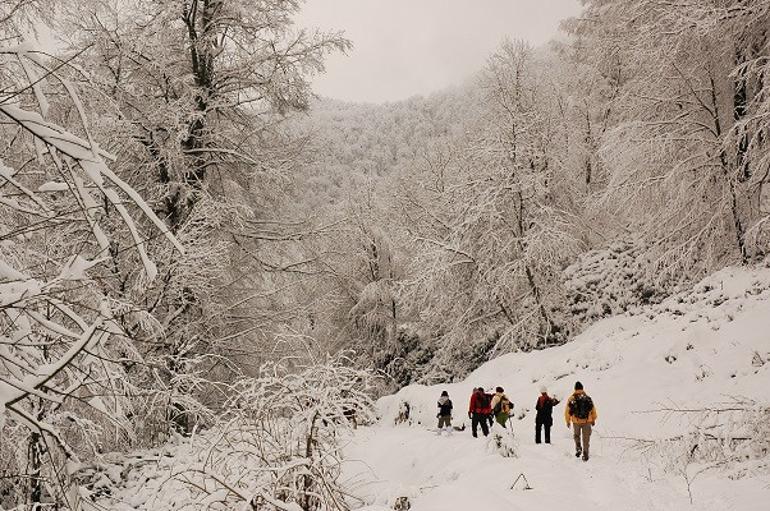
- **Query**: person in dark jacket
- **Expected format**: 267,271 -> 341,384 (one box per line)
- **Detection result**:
436,390 -> 453,435
535,385 -> 559,444
468,387 -> 490,437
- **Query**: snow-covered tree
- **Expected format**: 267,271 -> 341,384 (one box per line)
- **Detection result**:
39,0 -> 354,432
0,40 -> 182,507
566,0 -> 770,278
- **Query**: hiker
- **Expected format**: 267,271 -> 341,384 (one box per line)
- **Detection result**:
565,381 -> 597,461
534,386 -> 559,444
436,390 -> 453,435
490,386 -> 512,428
484,388 -> 495,427
468,387 -> 491,437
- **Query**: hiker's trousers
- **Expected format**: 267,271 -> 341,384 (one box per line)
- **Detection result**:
573,423 -> 592,456
471,412 -> 489,437
536,419 -> 552,443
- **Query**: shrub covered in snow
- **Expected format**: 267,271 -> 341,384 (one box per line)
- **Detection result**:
85,358 -> 376,511
564,240 -> 673,323
631,399 -> 770,497
489,428 -> 518,458
354,323 -> 437,392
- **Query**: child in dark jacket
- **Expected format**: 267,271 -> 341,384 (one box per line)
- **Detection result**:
436,390 -> 453,435
535,386 -> 559,444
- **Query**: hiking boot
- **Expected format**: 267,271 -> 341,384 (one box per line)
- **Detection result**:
575,450 -> 582,458
582,454 -> 589,462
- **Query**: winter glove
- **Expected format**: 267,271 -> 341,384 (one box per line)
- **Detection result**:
436,413 -> 440,418
468,412 -> 473,419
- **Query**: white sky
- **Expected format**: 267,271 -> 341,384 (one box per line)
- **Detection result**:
295,0 -> 582,103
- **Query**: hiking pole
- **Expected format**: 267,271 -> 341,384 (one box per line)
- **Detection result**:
510,473 -> 533,490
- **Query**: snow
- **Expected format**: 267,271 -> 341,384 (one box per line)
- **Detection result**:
96,162 -> 185,255
343,427 -> 687,510
342,265 -> 770,511
56,255 -> 102,282
0,258 -> 28,281
81,266 -> 770,510
38,181 -> 70,192
0,105 -> 114,163
103,187 -> 158,281
0,279 -> 43,307
0,320 -> 103,419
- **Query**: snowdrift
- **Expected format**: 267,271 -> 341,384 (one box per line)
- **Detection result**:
347,266 -> 770,510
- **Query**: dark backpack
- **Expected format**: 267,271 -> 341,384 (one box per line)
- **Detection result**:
438,399 -> 453,416
479,393 -> 491,410
569,394 -> 593,420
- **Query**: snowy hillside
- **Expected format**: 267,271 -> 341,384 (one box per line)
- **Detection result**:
342,266 -> 770,510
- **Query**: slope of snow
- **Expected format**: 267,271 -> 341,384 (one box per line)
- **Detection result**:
79,266 -> 769,510
342,266 -> 770,510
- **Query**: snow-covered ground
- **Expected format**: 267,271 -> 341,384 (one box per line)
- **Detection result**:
85,266 -> 770,510
341,266 -> 770,510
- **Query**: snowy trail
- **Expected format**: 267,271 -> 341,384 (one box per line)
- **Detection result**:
340,267 -> 770,511
342,424 -> 687,511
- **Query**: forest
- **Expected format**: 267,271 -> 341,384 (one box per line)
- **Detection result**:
1,0 -> 769,509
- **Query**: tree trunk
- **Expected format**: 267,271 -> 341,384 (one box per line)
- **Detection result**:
584,107 -> 593,186
514,190 -> 557,346
734,49 -> 750,182
27,431 -> 43,507
302,412 -> 319,511
709,75 -> 749,264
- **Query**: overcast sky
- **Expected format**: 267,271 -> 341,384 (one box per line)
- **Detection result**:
295,0 -> 582,103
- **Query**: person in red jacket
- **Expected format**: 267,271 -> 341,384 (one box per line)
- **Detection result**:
468,387 -> 491,437
535,386 -> 559,444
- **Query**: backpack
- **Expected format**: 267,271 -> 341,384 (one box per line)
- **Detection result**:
438,399 -> 453,416
479,393 -> 491,410
493,396 -> 510,415
569,393 -> 593,420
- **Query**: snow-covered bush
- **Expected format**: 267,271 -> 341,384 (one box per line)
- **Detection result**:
489,428 -> 518,458
363,324 -> 436,391
564,240 -> 673,323
87,357 -> 377,511
634,400 -> 770,490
